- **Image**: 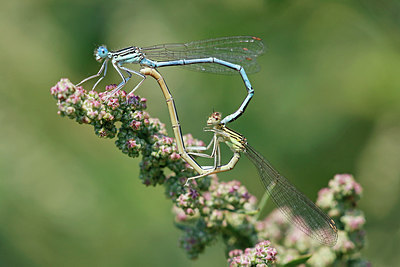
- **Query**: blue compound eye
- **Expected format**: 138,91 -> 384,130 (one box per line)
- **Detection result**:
95,45 -> 108,60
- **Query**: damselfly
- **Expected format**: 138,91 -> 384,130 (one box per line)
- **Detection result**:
77,36 -> 264,124
189,112 -> 338,246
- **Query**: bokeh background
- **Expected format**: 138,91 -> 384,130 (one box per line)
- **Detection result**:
1,0 -> 399,266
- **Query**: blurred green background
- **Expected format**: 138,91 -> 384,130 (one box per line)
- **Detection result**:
1,0 -> 399,266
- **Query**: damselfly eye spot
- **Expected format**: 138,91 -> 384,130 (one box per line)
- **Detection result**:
206,112 -> 222,125
96,46 -> 108,58
212,112 -> 221,120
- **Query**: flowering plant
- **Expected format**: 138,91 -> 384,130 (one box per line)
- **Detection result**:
51,79 -> 369,266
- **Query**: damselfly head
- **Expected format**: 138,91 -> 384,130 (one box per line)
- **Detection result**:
95,45 -> 109,61
207,112 -> 222,126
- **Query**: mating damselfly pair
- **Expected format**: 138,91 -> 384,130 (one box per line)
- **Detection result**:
77,36 -> 338,246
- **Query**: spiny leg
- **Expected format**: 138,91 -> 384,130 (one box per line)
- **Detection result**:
187,134 -> 215,153
185,170 -> 215,186
92,62 -> 108,90
187,135 -> 218,160
185,135 -> 221,186
120,66 -> 146,97
76,59 -> 108,87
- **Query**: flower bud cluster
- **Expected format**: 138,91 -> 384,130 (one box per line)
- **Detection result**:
227,240 -> 277,267
174,178 -> 260,259
51,80 -> 146,138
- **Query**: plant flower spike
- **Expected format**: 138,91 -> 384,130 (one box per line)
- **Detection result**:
51,70 -> 369,265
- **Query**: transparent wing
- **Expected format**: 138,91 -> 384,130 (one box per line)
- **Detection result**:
141,36 -> 265,74
244,144 -> 338,246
